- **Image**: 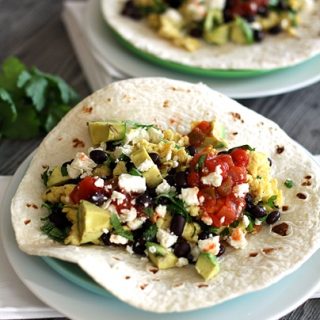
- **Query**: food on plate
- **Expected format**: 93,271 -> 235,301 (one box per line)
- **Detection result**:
102,0 -> 320,70
11,78 -> 320,312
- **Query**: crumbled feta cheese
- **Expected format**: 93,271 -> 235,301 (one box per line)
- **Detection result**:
190,244 -> 200,261
199,196 -> 205,204
156,229 -> 178,248
120,207 -> 137,222
111,191 -> 126,205
180,187 -> 199,206
250,21 -> 262,30
185,1 -> 206,21
206,0 -> 226,10
127,217 -> 146,230
102,228 -> 109,234
162,8 -> 183,25
148,127 -> 164,143
176,257 -> 189,267
255,218 -> 262,225
201,214 -> 213,225
198,236 -> 220,255
172,160 -> 179,168
101,199 -> 112,210
113,145 -> 133,158
67,152 -> 97,179
125,128 -> 149,144
137,159 -> 155,172
242,215 -> 250,228
155,179 -> 171,194
148,246 -> 157,254
126,245 -> 134,254
228,228 -> 247,249
165,149 -> 172,161
155,205 -> 167,218
107,204 -> 118,215
110,234 -> 128,245
94,177 -> 104,188
118,174 -> 146,193
233,183 -> 249,198
201,165 -> 223,187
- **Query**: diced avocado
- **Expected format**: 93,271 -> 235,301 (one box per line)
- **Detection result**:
78,200 -> 111,244
231,17 -> 254,45
146,242 -> 178,269
156,213 -> 172,230
195,253 -> 220,281
201,120 -> 227,149
204,8 -> 223,32
88,121 -> 126,145
92,164 -> 111,177
204,24 -> 229,45
182,222 -> 201,242
130,147 -> 163,187
113,161 -> 127,176
47,166 -> 71,187
258,11 -> 280,30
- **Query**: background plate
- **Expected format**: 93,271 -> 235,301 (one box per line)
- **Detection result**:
84,0 -> 320,98
2,154 -> 320,319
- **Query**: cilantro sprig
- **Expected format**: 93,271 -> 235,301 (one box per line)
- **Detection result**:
0,57 -> 79,139
284,179 -> 294,188
110,213 -> 134,241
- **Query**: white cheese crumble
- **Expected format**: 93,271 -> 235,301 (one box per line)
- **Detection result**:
162,8 -> 183,25
242,215 -> 250,228
94,177 -> 104,188
137,159 -> 155,172
155,179 -> 171,194
110,234 -> 128,245
206,0 -> 226,10
201,214 -> 213,225
190,244 -> 200,261
198,236 -> 220,255
255,218 -> 262,225
113,145 -> 133,158
148,127 -> 164,143
118,174 -> 146,193
155,205 -> 167,218
185,1 -> 206,21
227,228 -> 248,249
233,183 -> 249,198
148,246 -> 157,254
67,152 -> 97,179
176,257 -> 189,267
180,187 -> 199,206
128,217 -> 146,230
201,165 -> 223,187
120,207 -> 137,222
111,191 -> 126,205
125,127 -> 149,144
156,229 -> 178,248
126,245 -> 134,254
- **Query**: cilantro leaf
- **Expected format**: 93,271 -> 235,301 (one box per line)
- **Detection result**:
25,75 -> 48,111
143,223 -> 158,241
0,88 -> 17,122
284,179 -> 294,189
40,216 -> 69,242
129,167 -> 142,176
125,120 -> 155,129
0,57 -> 26,93
41,168 -> 51,186
195,154 -> 206,172
266,195 -> 278,209
110,213 -> 134,241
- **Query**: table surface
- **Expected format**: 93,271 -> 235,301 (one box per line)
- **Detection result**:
1,0 -> 320,319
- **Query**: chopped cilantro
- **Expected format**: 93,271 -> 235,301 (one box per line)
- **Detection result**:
110,214 -> 134,241
118,154 -> 130,162
41,220 -> 69,242
41,168 -> 51,186
219,227 -> 230,237
266,195 -> 278,209
195,154 -> 206,172
284,179 -> 294,189
143,223 -> 158,242
144,207 -> 154,218
60,164 -> 69,177
230,220 -> 240,228
256,175 -> 262,180
125,120 -> 156,129
129,167 -> 142,176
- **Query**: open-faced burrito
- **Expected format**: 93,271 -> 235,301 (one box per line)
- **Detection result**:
11,78 -> 320,312
102,0 -> 320,70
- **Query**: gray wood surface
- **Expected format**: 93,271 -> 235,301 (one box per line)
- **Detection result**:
0,0 -> 320,319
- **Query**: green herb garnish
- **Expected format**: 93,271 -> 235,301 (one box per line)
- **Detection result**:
219,227 -> 230,237
143,224 -> 158,242
129,167 -> 142,176
40,217 -> 69,242
195,154 -> 206,172
0,57 -> 79,139
284,179 -> 294,189
144,207 -> 154,218
60,164 -> 69,177
110,213 -> 134,241
125,120 -> 156,129
41,168 -> 51,186
266,195 -> 278,209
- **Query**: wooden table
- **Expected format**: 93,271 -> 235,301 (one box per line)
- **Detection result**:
0,1 -> 320,319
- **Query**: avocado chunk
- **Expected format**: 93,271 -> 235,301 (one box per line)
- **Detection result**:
130,147 -> 163,188
182,222 -> 201,242
231,17 -> 254,45
195,252 -> 220,281
156,213 -> 172,230
92,164 -> 111,178
47,166 -> 70,187
146,242 -> 178,269
78,200 -> 111,244
204,24 -> 229,45
88,121 -> 126,145
204,8 -> 223,32
201,120 -> 227,149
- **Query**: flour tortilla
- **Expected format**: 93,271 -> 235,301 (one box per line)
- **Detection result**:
101,0 -> 320,70
11,78 -> 320,312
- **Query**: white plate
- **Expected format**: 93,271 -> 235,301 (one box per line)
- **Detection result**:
83,0 -> 320,99
2,154 -> 320,320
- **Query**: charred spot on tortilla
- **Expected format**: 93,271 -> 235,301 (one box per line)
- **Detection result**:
58,137 -> 63,141
72,138 -> 85,148
262,247 -> 277,254
296,192 -> 307,200
125,275 -> 131,280
173,283 -> 183,288
232,132 -> 238,136
163,100 -> 170,108
113,256 -> 121,261
198,284 -> 209,288
305,175 -> 312,180
140,283 -> 148,290
249,252 -> 258,257
149,267 -> 159,274
230,112 -> 241,121
276,145 -> 285,154
82,106 -> 93,114
302,181 -> 312,186
272,223 -> 289,236
26,203 -> 38,209
24,219 -> 31,225
282,205 -> 289,212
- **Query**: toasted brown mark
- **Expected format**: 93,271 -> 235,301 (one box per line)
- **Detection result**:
302,181 -> 312,186
305,175 -> 312,179
112,256 -> 121,261
232,132 -> 238,136
24,219 -> 31,225
230,112 -> 241,121
125,276 -> 131,280
276,145 -> 285,154
169,86 -> 191,93
169,118 -> 176,125
140,283 -> 148,290
26,203 -> 38,209
163,100 -> 170,108
173,283 -> 183,288
282,205 -> 289,211
296,193 -> 307,200
82,106 -> 93,113
253,225 -> 262,234
42,165 -> 49,169
72,138 -> 85,148
107,98 -> 111,102
262,248 -> 275,254
249,252 -> 258,257
198,284 -> 209,288
58,137 -> 63,141
149,267 -> 159,274
272,223 -> 289,236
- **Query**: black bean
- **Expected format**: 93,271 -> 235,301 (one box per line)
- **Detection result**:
249,204 -> 267,218
149,152 -> 161,166
100,233 -> 111,246
223,9 -> 234,22
132,238 -> 146,255
90,192 -> 107,206
164,0 -> 183,8
186,145 -> 197,156
166,174 -> 176,186
89,150 -> 107,164
174,238 -> 191,258
245,193 -> 254,211
198,230 -> 215,240
253,29 -> 264,43
244,15 -> 255,22
266,210 -> 281,225
170,215 -> 186,236
269,25 -> 282,35
175,171 -> 188,188
121,0 -> 143,20
136,193 -> 153,207
217,243 -> 225,257
158,196 -> 170,205
48,211 -> 71,229
257,6 -> 269,17
268,157 -> 272,167
189,26 -> 203,38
